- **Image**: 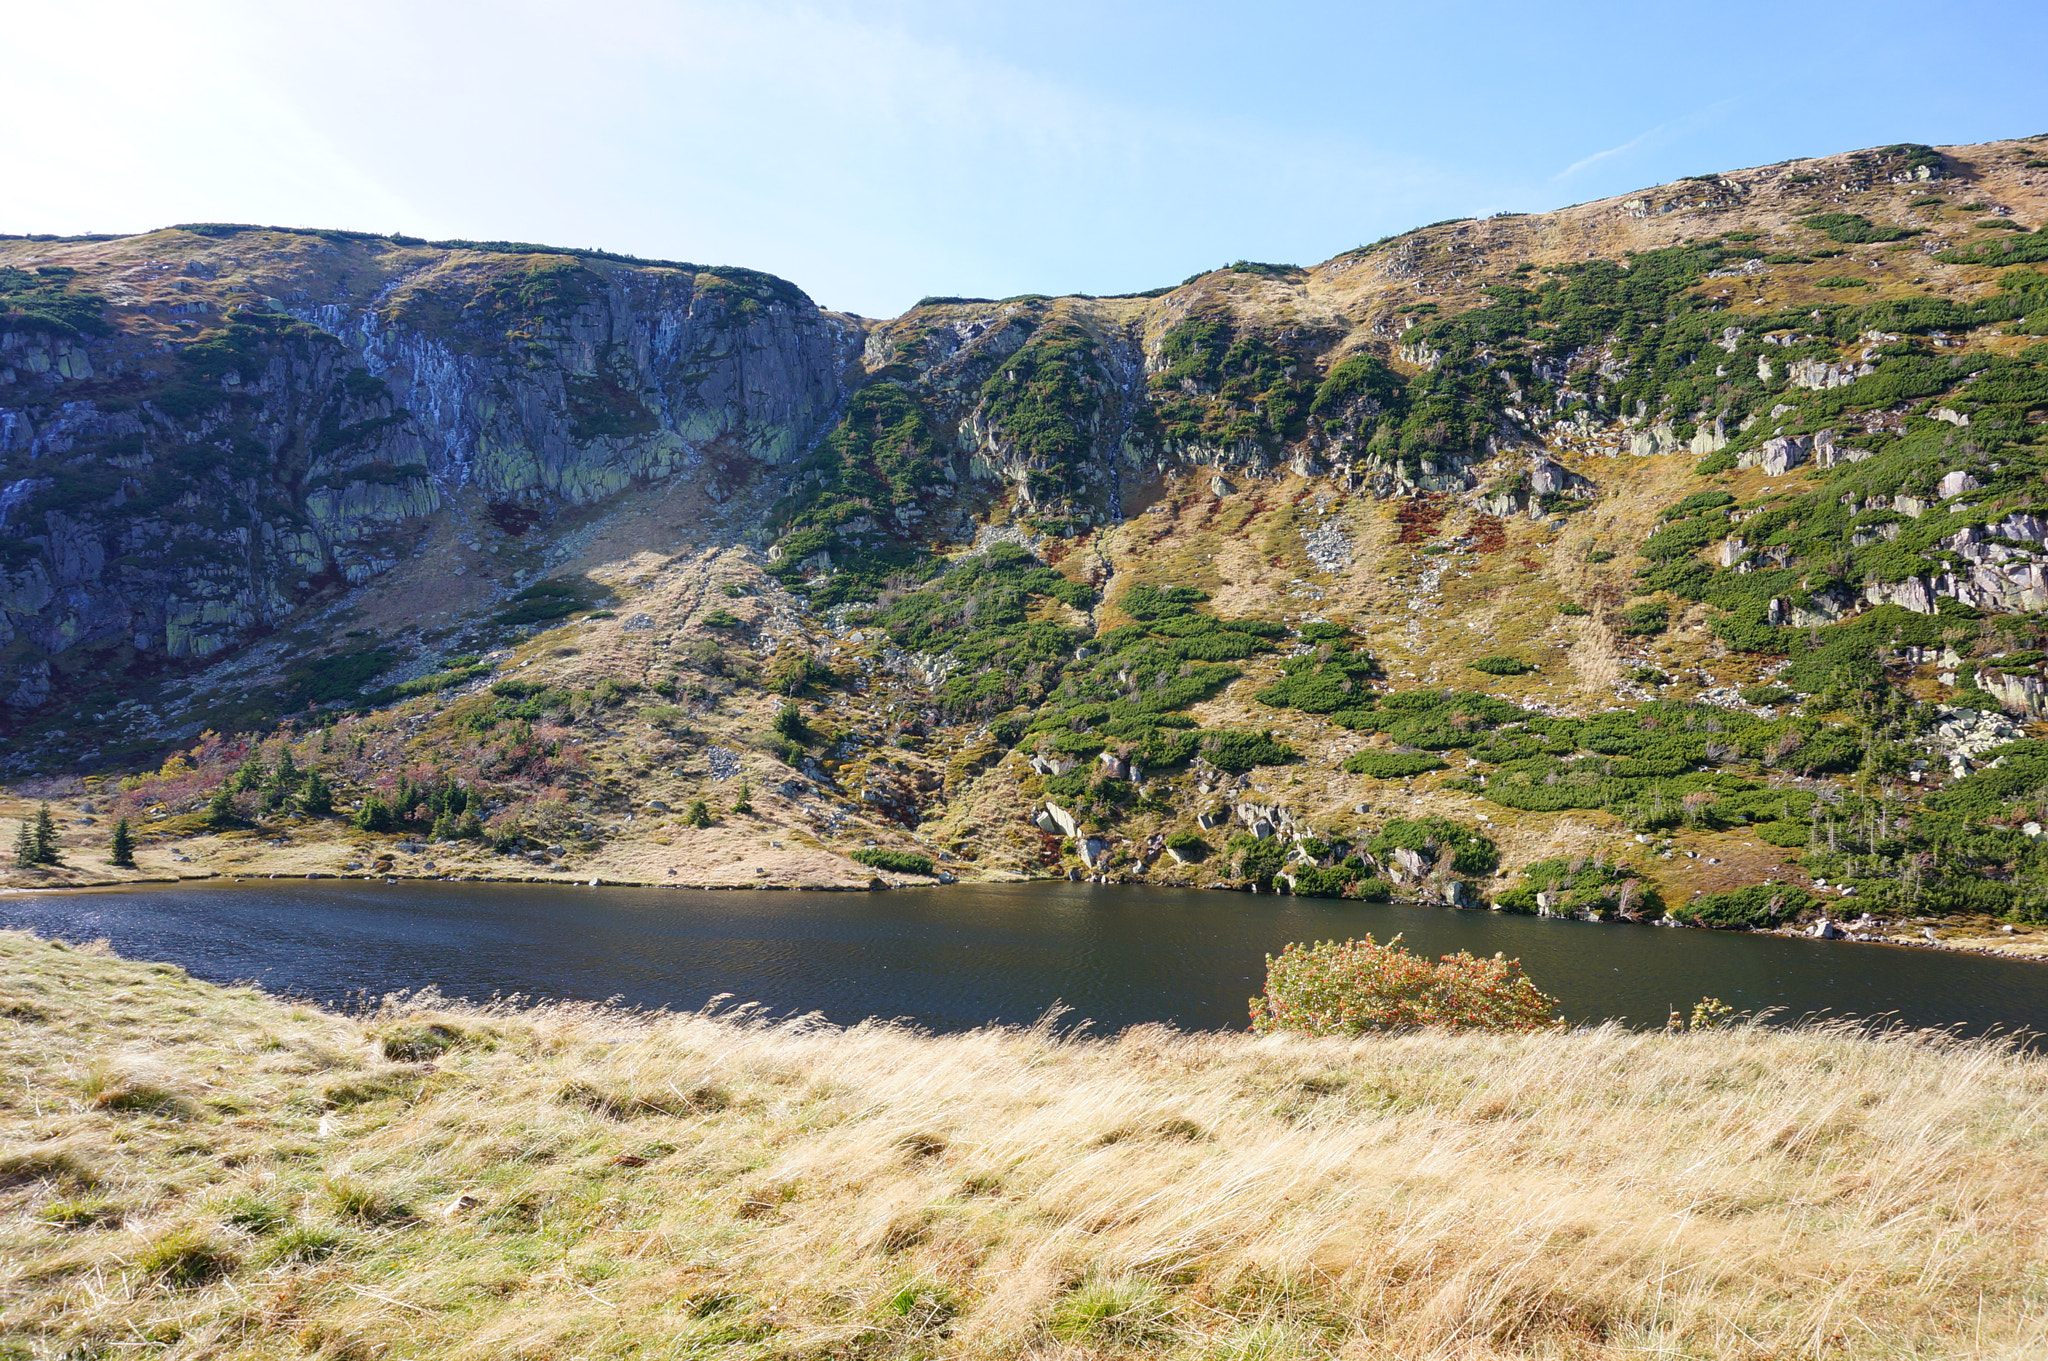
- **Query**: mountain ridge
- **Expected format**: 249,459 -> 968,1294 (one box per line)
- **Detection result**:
5,132 -> 2048,956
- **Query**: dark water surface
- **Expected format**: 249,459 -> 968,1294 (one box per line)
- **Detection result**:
3,879 -> 2044,1035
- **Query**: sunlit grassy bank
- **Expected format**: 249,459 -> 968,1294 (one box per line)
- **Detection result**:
3,928 -> 2046,1359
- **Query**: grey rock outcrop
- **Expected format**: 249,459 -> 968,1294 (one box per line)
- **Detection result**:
1737,435 -> 1808,475
0,241 -> 858,711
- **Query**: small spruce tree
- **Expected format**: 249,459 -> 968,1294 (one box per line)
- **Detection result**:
301,771 -> 333,817
352,796 -> 393,834
207,789 -> 236,829
684,800 -> 713,828
731,780 -> 753,816
108,817 -> 136,869
32,803 -> 61,865
12,819 -> 36,869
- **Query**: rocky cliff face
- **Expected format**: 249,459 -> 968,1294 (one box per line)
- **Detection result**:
0,232 -> 857,718
5,135 -> 2048,763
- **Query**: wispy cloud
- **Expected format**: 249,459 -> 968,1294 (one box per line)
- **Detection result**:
1551,99 -> 1741,183
1555,125 -> 1665,181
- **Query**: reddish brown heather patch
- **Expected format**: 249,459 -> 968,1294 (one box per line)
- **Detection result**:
1470,515 -> 1507,554
1394,494 -> 1449,544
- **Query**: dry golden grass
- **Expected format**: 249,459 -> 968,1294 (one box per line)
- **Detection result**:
4,927 -> 2047,1360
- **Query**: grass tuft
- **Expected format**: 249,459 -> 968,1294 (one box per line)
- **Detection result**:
1051,1274 -> 1179,1346
138,1228 -> 237,1287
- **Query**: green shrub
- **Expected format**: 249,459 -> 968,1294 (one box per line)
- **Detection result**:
1671,884 -> 1815,930
1495,856 -> 1661,918
1817,276 -> 1873,289
1367,816 -> 1498,874
852,848 -> 935,876
1285,865 -> 1369,898
493,579 -> 593,626
1661,491 -> 1736,521
766,650 -> 831,696
771,703 -> 812,744
1162,831 -> 1210,859
351,797 -> 394,834
392,664 -> 491,699
1229,833 -> 1289,888
1620,601 -> 1670,636
1341,751 -> 1448,778
1199,729 -> 1297,771
1740,685 -> 1797,706
1249,935 -> 1560,1034
1798,212 -> 1916,244
1468,656 -> 1534,676
702,608 -> 741,628
1557,601 -> 1589,616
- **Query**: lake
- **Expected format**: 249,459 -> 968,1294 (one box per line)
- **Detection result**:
3,879 -> 2044,1036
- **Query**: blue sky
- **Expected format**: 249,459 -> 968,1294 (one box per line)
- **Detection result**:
9,0 -> 2045,317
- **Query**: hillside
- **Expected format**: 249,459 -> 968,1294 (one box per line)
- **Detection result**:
7,136 -> 2048,945
4,929 -> 2046,1359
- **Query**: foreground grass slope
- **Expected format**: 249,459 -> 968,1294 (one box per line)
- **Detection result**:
3,930 -> 2046,1359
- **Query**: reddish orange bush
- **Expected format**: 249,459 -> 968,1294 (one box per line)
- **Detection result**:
1249,934 -> 1562,1035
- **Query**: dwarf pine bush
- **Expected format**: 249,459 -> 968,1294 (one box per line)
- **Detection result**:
1249,934 -> 1561,1034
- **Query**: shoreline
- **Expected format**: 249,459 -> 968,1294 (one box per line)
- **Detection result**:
7,869 -> 2045,964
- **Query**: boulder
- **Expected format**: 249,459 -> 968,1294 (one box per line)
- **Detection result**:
1762,436 -> 1807,476
1038,802 -> 1081,838
1530,456 -> 1592,496
1689,416 -> 1730,456
1937,470 -> 1981,499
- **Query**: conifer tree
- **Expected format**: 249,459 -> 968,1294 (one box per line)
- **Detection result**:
731,780 -> 753,816
301,771 -> 333,817
352,796 -> 393,833
32,803 -> 60,865
208,788 -> 236,829
108,817 -> 136,869
12,820 -> 35,869
685,800 -> 713,828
